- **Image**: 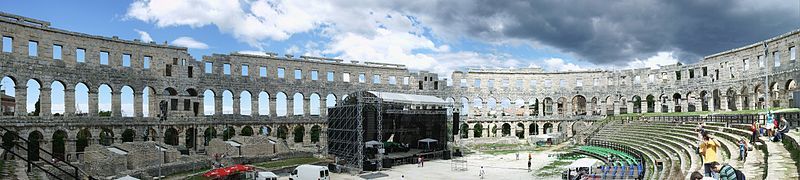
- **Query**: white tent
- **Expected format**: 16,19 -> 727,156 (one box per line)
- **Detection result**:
565,158 -> 601,169
115,175 -> 140,180
365,140 -> 382,148
417,138 -> 438,150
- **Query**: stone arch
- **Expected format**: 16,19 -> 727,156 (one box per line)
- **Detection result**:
659,94 -> 669,113
486,97 -> 497,110
293,93 -> 305,115
310,125 -> 322,143
326,94 -> 337,108
51,130 -> 67,161
544,97 -> 554,116
0,76 -> 16,116
589,97 -> 599,115
26,79 -> 41,116
500,97 -> 511,110
310,93 -> 321,115
528,98 -> 539,116
50,81 -> 65,115
203,127 -> 217,146
27,130 -> 43,161
529,123 -> 539,135
277,125 -> 289,140
755,84 -> 765,108
98,84 -> 113,116
240,90 -> 252,115
222,126 -> 236,141
501,123 -> 511,137
618,96 -> 628,114
543,123 -> 553,134
786,79 -> 797,107
473,97 -> 483,115
460,97 -> 470,116
727,87 -> 737,111
293,125 -> 305,143
145,128 -> 157,141
99,128 -> 114,146
459,123 -> 469,138
673,93 -> 682,112
556,97 -> 567,115
515,123 -> 525,139
712,89 -> 722,110
259,126 -> 272,136
631,95 -> 642,113
604,96 -> 614,115
572,95 -> 587,115
121,86 -> 134,117
240,126 -> 254,136
203,89 -> 216,115
2,131 -> 17,151
686,91 -> 697,112
258,91 -> 270,115
646,94 -> 655,113
222,90 -> 233,114
75,129 -> 91,153
473,123 -> 483,138
143,86 -> 156,117
276,92 -> 288,116
164,127 -> 179,146
122,129 -> 136,142
699,90 -> 709,111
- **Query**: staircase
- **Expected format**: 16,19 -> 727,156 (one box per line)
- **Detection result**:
0,126 -> 93,180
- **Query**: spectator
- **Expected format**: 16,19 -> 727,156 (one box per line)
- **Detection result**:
479,166 -> 485,179
690,172 -> 703,180
700,131 -> 720,178
751,121 -> 759,144
738,138 -> 747,161
766,111 -> 775,137
710,161 -> 739,180
775,117 -> 790,142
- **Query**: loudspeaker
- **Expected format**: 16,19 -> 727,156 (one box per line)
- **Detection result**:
452,114 -> 460,135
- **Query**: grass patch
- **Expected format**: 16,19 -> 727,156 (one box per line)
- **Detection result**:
536,160 -> 572,177
254,157 -> 323,169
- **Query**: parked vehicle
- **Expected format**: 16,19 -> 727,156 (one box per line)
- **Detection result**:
289,165 -> 330,180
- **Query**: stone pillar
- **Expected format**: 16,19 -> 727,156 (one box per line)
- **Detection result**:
133,92 -> 143,117
601,103 -> 607,115
215,95 -> 222,115
15,85 -> 27,116
233,96 -> 240,115
251,99 -> 259,116
40,87 -> 52,116
681,98 -> 688,112
523,123 -> 530,137
736,95 -> 743,110
565,102 -> 573,116
613,101 -> 620,115
667,102 -> 675,112
178,131 -> 186,147
640,102 -> 647,114
626,101 -> 633,114
88,90 -> 98,117
720,95 -> 728,111
320,98 -> 327,117
709,97 -> 715,112
304,98 -> 310,116
303,126 -> 311,145
112,91 -> 121,117
654,101 -> 662,113
288,97 -> 295,116
66,138 -> 77,162
64,88 -> 75,116
538,103 -> 544,116
269,97 -> 277,117
197,95 -> 204,116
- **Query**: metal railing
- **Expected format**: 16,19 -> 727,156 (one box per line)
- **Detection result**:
0,126 -> 93,180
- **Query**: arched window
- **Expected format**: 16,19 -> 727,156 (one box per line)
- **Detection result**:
258,92 -> 269,115
310,93 -> 320,115
203,90 -> 215,115
222,90 -> 233,114
240,91 -> 251,115
276,92 -> 287,116
50,81 -> 65,115
326,94 -> 336,108
293,93 -> 304,115
120,86 -> 134,117
98,84 -> 112,116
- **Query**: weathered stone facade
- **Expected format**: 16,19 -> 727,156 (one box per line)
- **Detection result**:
0,10 -> 798,172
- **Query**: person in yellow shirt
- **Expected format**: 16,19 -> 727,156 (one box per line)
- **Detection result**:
699,131 -> 720,178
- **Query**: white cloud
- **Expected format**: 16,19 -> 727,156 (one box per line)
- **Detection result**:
171,37 -> 209,49
542,58 -> 588,72
134,29 -> 154,43
624,51 -> 679,69
285,45 -> 301,55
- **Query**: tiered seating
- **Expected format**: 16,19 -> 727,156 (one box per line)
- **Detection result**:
589,119 -> 780,179
577,146 -> 637,166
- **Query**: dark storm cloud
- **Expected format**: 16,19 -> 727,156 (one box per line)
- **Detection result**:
402,0 -> 799,65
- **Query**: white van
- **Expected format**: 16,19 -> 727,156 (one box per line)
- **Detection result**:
256,171 -> 278,180
289,165 -> 330,180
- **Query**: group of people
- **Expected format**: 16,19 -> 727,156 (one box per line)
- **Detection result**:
697,123 -> 746,180
751,112 -> 791,144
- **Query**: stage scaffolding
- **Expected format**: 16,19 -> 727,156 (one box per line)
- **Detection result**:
327,91 -> 451,172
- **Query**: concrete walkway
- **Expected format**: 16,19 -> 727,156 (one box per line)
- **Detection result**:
760,136 -> 799,180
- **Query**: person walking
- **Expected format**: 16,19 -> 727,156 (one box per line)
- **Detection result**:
417,156 -> 422,167
479,166 -> 485,179
700,131 -> 721,178
516,152 -> 519,160
527,160 -> 531,172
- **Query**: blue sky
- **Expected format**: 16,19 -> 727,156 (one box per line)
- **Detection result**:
1,0 -> 796,115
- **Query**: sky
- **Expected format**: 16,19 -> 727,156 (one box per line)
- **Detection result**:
0,0 -> 798,115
